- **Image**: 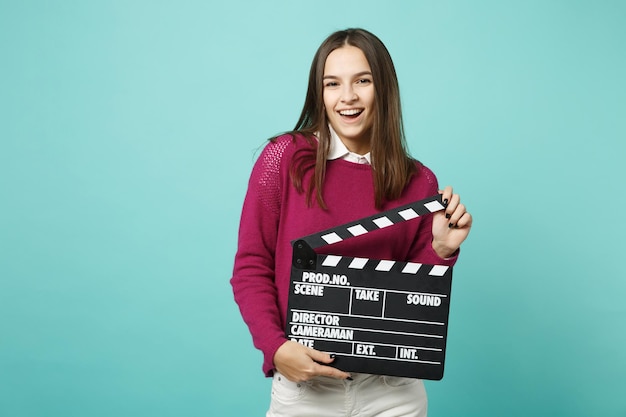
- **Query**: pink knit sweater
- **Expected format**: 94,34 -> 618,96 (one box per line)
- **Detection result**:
231,134 -> 457,376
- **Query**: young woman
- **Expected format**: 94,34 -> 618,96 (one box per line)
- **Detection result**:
231,28 -> 472,417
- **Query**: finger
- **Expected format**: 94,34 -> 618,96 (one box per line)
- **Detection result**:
454,212 -> 473,229
448,203 -> 466,227
314,363 -> 352,380
309,349 -> 336,365
445,194 -> 460,222
439,186 -> 453,207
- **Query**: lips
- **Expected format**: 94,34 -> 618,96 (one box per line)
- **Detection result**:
338,108 -> 364,119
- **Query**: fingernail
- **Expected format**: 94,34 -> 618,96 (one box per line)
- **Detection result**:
449,223 -> 454,228
443,199 -> 449,205
330,354 -> 336,359
445,213 -> 451,219
346,377 -> 353,381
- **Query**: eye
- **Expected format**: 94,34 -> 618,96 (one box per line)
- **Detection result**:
357,78 -> 372,84
324,81 -> 339,88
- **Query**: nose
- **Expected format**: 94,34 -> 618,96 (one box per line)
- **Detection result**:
340,85 -> 358,103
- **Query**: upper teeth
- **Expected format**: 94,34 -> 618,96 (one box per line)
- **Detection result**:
340,109 -> 361,116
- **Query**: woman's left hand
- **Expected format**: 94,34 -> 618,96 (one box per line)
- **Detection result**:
431,186 -> 472,259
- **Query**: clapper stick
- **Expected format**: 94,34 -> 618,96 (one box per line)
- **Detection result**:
286,194 -> 455,380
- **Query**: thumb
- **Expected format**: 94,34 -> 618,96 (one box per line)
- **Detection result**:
309,349 -> 335,365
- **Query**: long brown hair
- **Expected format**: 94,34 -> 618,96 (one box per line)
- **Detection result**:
286,28 -> 418,210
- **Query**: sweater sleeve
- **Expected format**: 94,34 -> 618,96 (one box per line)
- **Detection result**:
230,138 -> 291,376
407,165 -> 459,266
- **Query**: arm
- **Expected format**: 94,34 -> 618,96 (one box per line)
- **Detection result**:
406,167 -> 471,264
231,138 -> 350,380
230,141 -> 288,376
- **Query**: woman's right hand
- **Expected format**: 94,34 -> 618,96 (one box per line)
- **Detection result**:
273,340 -> 352,382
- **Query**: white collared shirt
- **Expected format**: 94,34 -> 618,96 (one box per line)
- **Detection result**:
327,125 -> 371,165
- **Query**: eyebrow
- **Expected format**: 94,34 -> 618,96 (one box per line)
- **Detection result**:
323,71 -> 373,80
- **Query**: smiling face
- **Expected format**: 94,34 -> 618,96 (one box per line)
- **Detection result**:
323,45 -> 375,155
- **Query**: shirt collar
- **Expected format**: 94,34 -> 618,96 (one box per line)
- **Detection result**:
327,125 -> 371,165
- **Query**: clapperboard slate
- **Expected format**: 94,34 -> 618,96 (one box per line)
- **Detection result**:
287,194 -> 454,380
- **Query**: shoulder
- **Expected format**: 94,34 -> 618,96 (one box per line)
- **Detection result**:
402,160 -> 439,196
415,162 -> 438,187
247,133 -> 315,214
268,132 -> 316,151
258,132 -> 315,167
250,132 -> 315,185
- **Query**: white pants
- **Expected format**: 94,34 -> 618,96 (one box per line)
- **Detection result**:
267,372 -> 427,417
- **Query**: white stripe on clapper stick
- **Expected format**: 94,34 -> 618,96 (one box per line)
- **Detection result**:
372,216 -> 393,228
424,200 -> 445,212
347,224 -> 368,236
429,265 -> 449,276
321,232 -> 343,244
321,255 -> 342,267
401,262 -> 422,274
375,260 -> 395,272
348,258 -> 368,269
398,208 -> 419,220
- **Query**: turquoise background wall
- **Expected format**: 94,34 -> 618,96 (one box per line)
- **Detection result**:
1,1 -> 625,416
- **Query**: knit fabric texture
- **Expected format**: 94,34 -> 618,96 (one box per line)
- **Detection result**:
231,134 -> 458,376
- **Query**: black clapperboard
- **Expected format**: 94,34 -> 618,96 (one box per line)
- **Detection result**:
287,194 -> 454,380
